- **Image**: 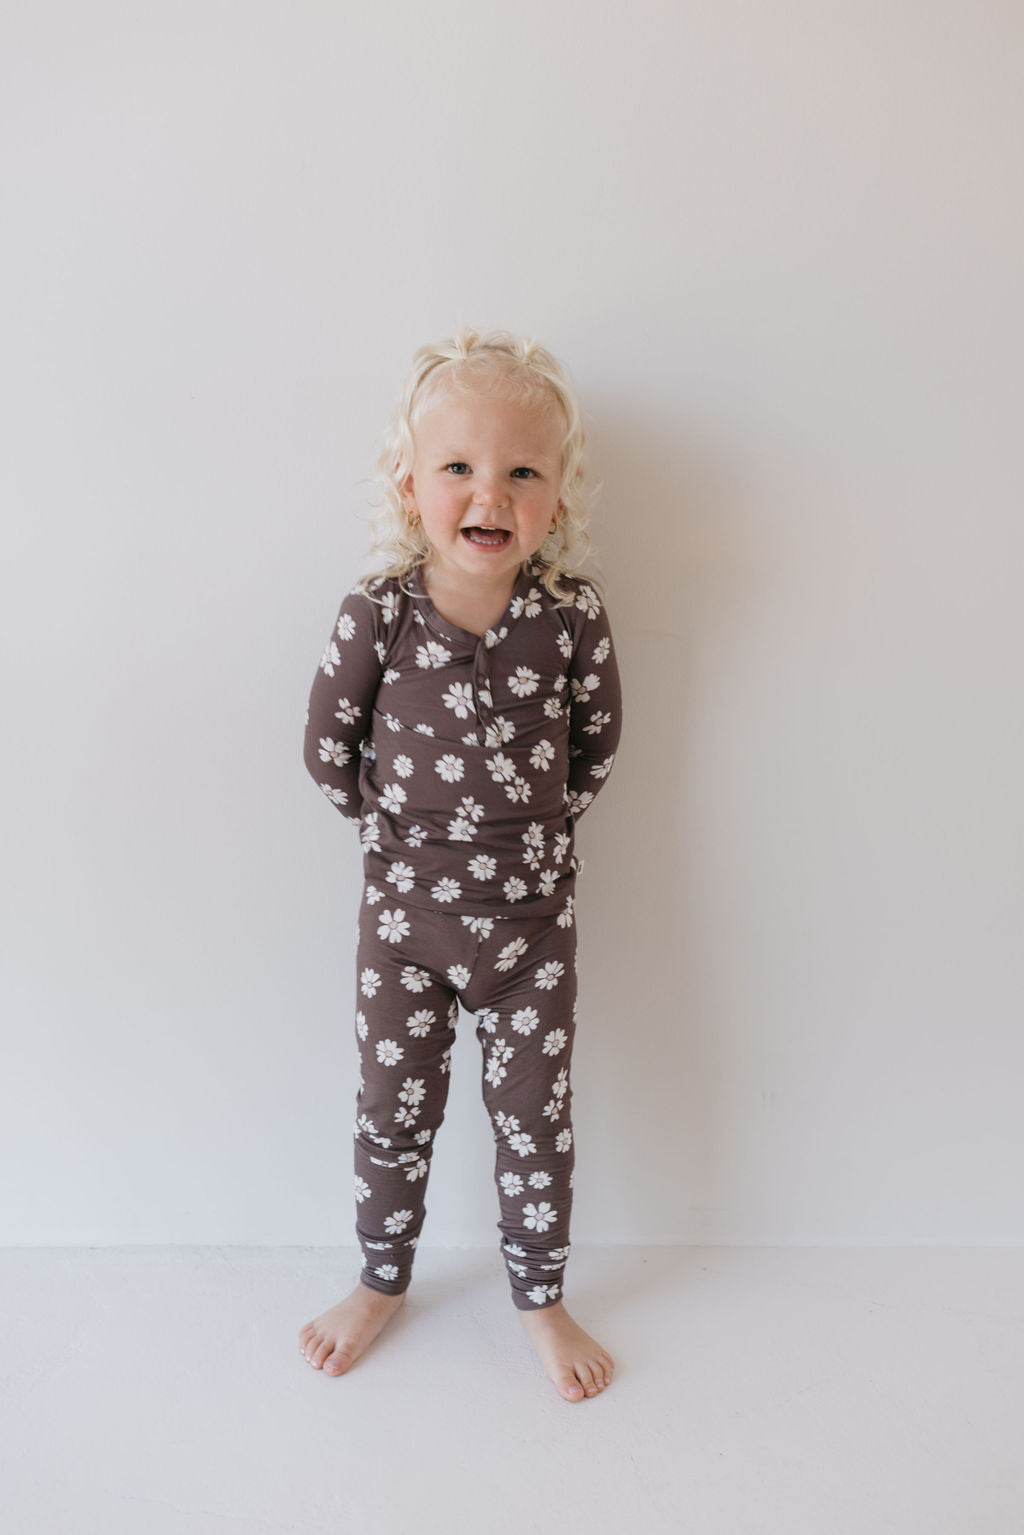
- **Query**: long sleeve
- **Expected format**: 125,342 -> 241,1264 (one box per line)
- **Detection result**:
303,586 -> 385,825
564,582 -> 622,821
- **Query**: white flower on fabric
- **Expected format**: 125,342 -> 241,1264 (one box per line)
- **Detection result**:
414,723 -> 436,736
555,1128 -> 573,1153
593,636 -> 611,663
556,631 -> 574,660
526,1284 -> 560,1306
442,682 -> 474,718
542,1097 -> 562,1122
557,896 -> 575,929
547,1246 -> 570,1261
361,814 -> 381,852
393,753 -> 414,777
377,908 -> 410,944
360,968 -> 382,998
384,1209 -> 413,1234
435,753 -> 465,783
484,1039 -> 514,1088
484,716 -> 516,746
383,713 -> 402,732
374,641 -> 387,663
415,640 -> 452,669
333,697 -> 359,725
485,751 -> 517,783
543,1028 -> 568,1056
400,966 -> 431,993
508,666 -> 540,697
468,853 -> 497,881
458,795 -> 486,822
552,1067 -> 569,1098
503,876 -> 528,903
537,868 -> 557,897
375,1039 -> 404,1066
354,1175 -> 371,1202
591,755 -> 615,779
380,782 -> 407,814
507,1130 -> 537,1157
529,740 -> 555,772
406,1009 -> 435,1037
505,776 -> 532,804
534,961 -> 565,991
319,640 -> 341,676
382,668 -> 400,686
355,1010 -> 368,1041
399,1077 -> 426,1107
394,1105 -> 419,1129
387,862 -> 416,894
528,1170 -> 553,1189
405,825 -> 427,847
404,1157 -> 428,1181
522,846 -> 542,872
509,586 -> 542,618
503,1241 -> 527,1256
461,915 -> 494,937
565,789 -> 594,816
584,710 -> 612,735
447,964 -> 471,989
364,885 -> 385,907
543,694 -> 565,720
500,1172 -> 525,1197
522,1201 -> 557,1233
380,590 -> 399,625
510,1007 -> 539,1035
336,613 -> 356,641
317,736 -> 350,767
319,783 -> 348,806
570,673 -> 600,704
374,1264 -> 400,1281
551,832 -> 571,866
478,684 -> 493,709
494,936 -> 528,973
439,1046 -> 452,1076
476,1008 -> 499,1034
576,585 -> 601,618
522,822 -> 545,850
447,815 -> 477,842
431,877 -> 462,904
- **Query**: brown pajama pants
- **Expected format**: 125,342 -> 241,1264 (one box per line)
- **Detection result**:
351,887 -> 578,1310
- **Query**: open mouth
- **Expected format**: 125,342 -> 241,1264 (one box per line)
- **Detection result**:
461,527 -> 512,549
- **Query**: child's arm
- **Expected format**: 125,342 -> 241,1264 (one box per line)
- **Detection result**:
564,583 -> 622,821
303,586 -> 385,825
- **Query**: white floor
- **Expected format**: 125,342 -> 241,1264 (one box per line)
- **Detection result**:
2,1245 -> 1022,1534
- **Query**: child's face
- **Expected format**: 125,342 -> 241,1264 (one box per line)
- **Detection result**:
402,383 -> 564,593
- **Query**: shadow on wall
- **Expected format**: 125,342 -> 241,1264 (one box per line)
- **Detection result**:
571,402 -> 760,1241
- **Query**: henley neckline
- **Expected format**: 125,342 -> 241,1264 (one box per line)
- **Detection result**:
407,561 -> 541,650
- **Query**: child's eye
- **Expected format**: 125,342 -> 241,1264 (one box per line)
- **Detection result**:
511,467 -> 537,479
444,462 -> 470,475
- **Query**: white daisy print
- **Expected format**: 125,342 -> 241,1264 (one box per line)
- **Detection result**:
576,585 -> 601,618
374,1264 -> 400,1282
505,776 -> 532,804
336,613 -> 356,641
458,795 -> 485,822
593,636 -> 611,663
406,1009 -> 435,1037
431,877 -> 462,904
415,640 -> 451,669
476,1008 -> 499,1034
526,1284 -> 560,1306
485,1038 -> 515,1089
360,968 -> 382,998
387,861 -> 416,893
522,822 -> 545,850
556,896 -> 575,929
374,641 -> 387,662
319,640 -> 341,676
508,666 -> 540,697
354,1175 -> 371,1202
542,1028 -> 568,1055
361,814 -> 381,853
547,1246 -> 570,1261
405,825 -> 427,848
393,753 -> 414,777
383,713 -> 402,732
483,716 -> 516,746
446,815 -> 477,842
400,965 -> 431,993
447,964 -> 471,990
485,751 -> 517,783
375,1038 -> 405,1066
534,960 -> 565,990
543,693 -> 565,720
503,876 -> 528,903
507,1130 -> 537,1157
461,915 -> 494,937
382,668 -> 400,685
591,755 -> 615,779
468,853 -> 497,880
528,1171 -> 553,1189
413,722 -> 435,736
333,696 -> 358,725
435,754 -> 465,783
494,936 -> 528,972
377,908 -> 410,944
537,868 -> 557,897
319,783 -> 347,806
565,788 -> 594,816
500,1170 -> 525,1197
355,1010 -> 368,1040
442,682 -> 474,718
570,673 -> 600,703
394,1105 -> 419,1129
399,1077 -> 426,1107
522,1201 -> 557,1233
404,1156 -> 428,1181
529,739 -> 555,772
317,736 -> 350,767
384,1209 -> 413,1234
379,782 -> 407,815
555,1128 -> 573,1153
584,710 -> 612,734
380,590 -> 399,625
510,1007 -> 540,1035
552,832 -> 571,865
503,1241 -> 527,1256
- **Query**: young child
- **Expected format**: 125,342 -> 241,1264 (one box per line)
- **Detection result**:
299,329 -> 622,1403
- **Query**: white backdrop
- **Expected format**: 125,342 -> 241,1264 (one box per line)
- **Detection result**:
2,0 -> 1021,1247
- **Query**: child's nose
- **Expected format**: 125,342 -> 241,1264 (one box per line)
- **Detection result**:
472,470 -> 509,510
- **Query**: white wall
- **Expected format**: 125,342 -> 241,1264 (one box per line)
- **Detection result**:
2,0 -> 1021,1247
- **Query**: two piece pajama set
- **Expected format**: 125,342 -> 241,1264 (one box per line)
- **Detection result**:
303,560 -> 621,1309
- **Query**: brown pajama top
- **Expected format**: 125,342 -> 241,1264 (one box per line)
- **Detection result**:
304,561 -> 622,914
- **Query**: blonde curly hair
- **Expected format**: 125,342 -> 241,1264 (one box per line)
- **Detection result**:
363,328 -> 596,603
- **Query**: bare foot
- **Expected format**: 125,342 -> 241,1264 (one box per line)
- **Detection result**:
299,1280 -> 405,1375
517,1300 -> 615,1403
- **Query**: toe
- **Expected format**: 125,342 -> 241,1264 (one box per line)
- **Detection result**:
323,1347 -> 353,1376
575,1362 -> 600,1397
555,1371 -> 585,1402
